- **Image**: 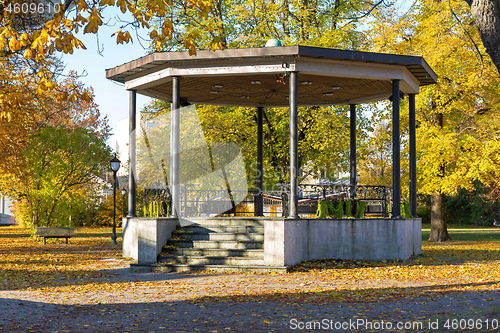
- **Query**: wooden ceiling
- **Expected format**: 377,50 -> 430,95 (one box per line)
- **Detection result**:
106,46 -> 437,107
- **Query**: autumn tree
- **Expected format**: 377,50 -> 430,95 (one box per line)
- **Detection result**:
465,0 -> 500,73
368,0 -> 500,241
0,0 -> 216,57
358,117 -> 393,188
140,102 -> 373,193
0,0 -> 218,125
139,0 -> 383,190
0,65 -> 111,229
9,126 -> 110,227
151,0 -> 390,50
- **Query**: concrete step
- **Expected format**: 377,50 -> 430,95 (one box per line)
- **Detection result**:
180,225 -> 264,234
163,248 -> 264,258
148,218 -> 280,274
181,217 -> 266,226
158,255 -> 264,266
166,239 -> 263,249
174,232 -> 264,241
131,263 -> 288,274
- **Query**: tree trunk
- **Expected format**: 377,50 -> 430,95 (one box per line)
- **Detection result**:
466,0 -> 500,73
428,110 -> 451,241
428,192 -> 452,242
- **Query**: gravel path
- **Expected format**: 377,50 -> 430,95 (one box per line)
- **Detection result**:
1,261 -> 500,333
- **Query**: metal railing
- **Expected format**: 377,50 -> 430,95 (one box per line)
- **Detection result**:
278,184 -> 391,217
142,184 -> 391,218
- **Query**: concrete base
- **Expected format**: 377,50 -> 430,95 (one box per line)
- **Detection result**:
264,218 -> 421,266
122,217 -> 179,264
123,217 -> 421,268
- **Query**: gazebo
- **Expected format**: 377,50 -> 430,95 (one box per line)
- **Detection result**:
106,45 -> 437,270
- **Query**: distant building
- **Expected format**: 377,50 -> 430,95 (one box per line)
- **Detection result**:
0,196 -> 15,225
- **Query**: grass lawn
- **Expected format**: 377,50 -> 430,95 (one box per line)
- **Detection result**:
0,226 -> 127,291
422,223 -> 500,241
1,223 -> 499,302
1,223 -> 500,333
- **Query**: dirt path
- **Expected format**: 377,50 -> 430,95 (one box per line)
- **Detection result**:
1,259 -> 500,332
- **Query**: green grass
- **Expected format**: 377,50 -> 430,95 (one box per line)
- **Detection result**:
422,223 -> 500,242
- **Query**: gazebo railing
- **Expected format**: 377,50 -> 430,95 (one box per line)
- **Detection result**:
143,187 -> 172,217
142,184 -> 391,218
143,185 -> 256,218
180,184 -> 256,217
278,183 -> 391,217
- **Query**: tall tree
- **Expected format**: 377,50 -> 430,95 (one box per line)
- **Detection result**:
0,67 -> 111,228
368,0 -> 500,241
465,0 -> 500,74
140,102 -> 372,191
0,0 -> 218,114
140,0 -> 380,190
152,0 -> 389,50
358,118 -> 393,187
7,126 -> 111,227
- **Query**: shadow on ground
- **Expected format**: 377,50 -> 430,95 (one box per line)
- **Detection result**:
1,283 -> 499,332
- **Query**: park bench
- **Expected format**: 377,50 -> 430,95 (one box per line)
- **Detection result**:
35,227 -> 75,245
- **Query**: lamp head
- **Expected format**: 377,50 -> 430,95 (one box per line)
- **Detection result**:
110,155 -> 121,173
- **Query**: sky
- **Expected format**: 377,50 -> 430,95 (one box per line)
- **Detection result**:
61,8 -> 152,150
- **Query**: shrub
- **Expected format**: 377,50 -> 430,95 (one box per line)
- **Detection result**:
417,182 -> 500,226
316,199 -> 366,218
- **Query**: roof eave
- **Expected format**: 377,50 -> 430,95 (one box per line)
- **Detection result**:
105,45 -> 438,86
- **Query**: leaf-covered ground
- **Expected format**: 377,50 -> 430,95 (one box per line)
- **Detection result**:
1,225 -> 500,332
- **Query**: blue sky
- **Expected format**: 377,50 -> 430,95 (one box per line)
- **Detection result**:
61,9 -> 152,149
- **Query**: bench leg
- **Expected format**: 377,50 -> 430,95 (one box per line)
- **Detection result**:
43,237 -> 46,245
66,237 -> 68,244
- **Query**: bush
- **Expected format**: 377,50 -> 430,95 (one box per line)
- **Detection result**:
401,201 -> 412,218
417,182 -> 500,226
316,199 -> 366,218
445,184 -> 500,226
92,193 -> 127,227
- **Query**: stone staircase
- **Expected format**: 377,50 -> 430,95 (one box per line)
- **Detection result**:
139,218 -> 287,273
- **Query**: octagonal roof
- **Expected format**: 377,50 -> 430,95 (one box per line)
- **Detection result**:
106,45 -> 437,107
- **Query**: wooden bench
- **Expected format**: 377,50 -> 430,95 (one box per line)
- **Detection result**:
35,227 -> 75,245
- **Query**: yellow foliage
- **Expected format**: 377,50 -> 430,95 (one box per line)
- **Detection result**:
116,0 -> 127,13
99,0 -> 115,6
1,0 -> 215,62
22,48 -> 33,59
367,0 -> 500,196
83,10 -> 103,34
9,36 -> 21,51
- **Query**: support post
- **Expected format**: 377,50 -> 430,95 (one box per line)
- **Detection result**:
128,90 -> 137,217
349,104 -> 357,198
392,80 -> 401,218
255,107 -> 264,216
289,72 -> 299,218
171,77 -> 180,218
409,94 -> 417,217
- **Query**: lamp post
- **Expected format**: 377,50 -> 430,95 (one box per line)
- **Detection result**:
110,155 -> 121,245
121,188 -> 127,218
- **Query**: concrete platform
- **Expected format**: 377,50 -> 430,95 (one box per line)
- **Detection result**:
123,217 -> 421,271
264,218 -> 422,266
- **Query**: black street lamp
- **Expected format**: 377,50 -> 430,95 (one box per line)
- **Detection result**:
110,155 -> 121,245
121,188 -> 127,218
